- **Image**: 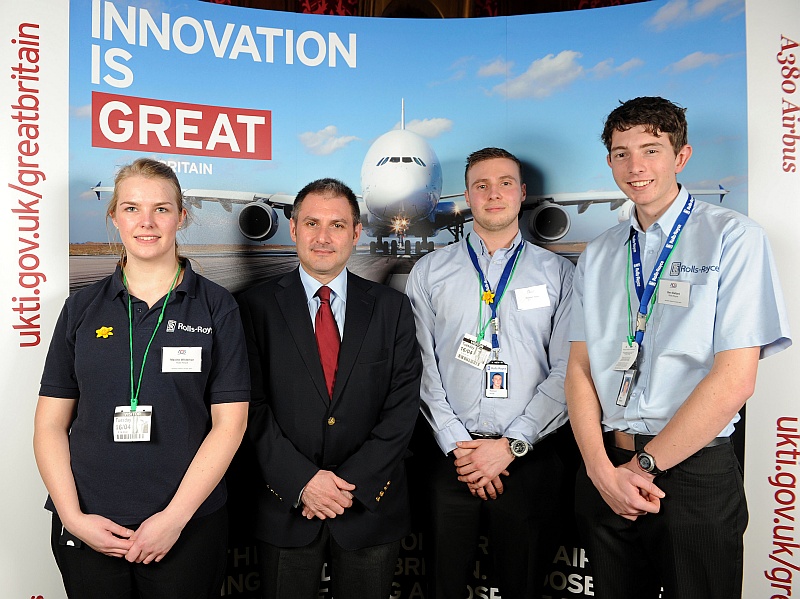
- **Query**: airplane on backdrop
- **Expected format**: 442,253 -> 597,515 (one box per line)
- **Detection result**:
92,101 -> 728,256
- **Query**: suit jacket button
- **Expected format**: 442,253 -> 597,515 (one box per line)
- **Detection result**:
327,417 -> 336,426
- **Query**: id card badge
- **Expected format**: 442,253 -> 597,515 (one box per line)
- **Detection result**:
485,361 -> 508,398
612,342 -> 639,371
162,347 -> 202,372
455,334 -> 492,370
113,405 -> 153,442
616,369 -> 636,407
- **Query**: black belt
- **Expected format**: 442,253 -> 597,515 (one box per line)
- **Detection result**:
604,430 -> 730,452
469,432 -> 503,440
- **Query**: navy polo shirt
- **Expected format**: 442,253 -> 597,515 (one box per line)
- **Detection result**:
40,260 -> 250,525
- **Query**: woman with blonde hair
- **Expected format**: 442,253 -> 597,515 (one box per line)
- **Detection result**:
34,158 -> 249,598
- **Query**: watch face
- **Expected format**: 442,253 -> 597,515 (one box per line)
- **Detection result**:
511,439 -> 528,457
638,453 -> 654,472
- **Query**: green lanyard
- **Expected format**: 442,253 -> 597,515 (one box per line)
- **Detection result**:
471,242 -> 523,346
123,264 -> 181,411
624,233 -> 682,346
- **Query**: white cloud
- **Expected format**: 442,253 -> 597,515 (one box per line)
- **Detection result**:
492,50 -> 584,99
478,58 -> 513,77
298,125 -> 358,156
589,59 -> 615,80
400,118 -> 453,138
649,0 -> 689,31
648,0 -> 744,31
664,51 -> 728,73
617,58 -> 645,74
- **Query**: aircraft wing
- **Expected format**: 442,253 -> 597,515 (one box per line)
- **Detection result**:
91,184 -> 297,214
525,186 -> 729,213
180,189 -> 296,213
435,193 -> 472,222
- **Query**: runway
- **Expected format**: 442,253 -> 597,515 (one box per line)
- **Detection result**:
68,240 -> 583,295
68,250 -> 420,295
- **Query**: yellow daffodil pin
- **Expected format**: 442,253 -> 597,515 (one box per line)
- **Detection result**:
96,326 -> 114,339
482,290 -> 495,305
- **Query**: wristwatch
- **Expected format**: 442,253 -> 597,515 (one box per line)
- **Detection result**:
508,438 -> 530,458
636,450 -> 666,476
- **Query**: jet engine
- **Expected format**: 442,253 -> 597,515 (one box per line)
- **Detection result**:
526,202 -> 570,242
617,200 -> 635,224
238,201 -> 280,241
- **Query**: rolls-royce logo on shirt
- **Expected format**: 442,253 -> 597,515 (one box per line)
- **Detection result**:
165,321 -> 213,335
669,262 -> 720,276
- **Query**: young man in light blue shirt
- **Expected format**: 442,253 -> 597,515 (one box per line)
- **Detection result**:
566,96 -> 792,599
407,147 -> 573,599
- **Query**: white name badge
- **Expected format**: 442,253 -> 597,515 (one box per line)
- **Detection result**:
455,334 -> 492,370
612,342 -> 639,371
113,406 -> 152,442
658,280 -> 691,308
162,347 -> 202,372
514,285 -> 550,310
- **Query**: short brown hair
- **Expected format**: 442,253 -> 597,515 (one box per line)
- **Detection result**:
601,96 -> 688,155
464,147 -> 523,188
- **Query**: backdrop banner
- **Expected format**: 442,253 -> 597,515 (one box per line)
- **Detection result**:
743,1 -> 800,598
4,1 -> 796,598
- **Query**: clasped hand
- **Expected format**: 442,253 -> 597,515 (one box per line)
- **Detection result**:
592,457 -> 666,521
300,470 -> 355,520
453,439 -> 512,501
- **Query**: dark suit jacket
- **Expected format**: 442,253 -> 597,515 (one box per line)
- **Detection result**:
237,268 -> 422,550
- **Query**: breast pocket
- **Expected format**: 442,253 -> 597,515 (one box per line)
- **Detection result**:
504,303 -> 555,344
357,348 -> 389,364
653,281 -> 716,356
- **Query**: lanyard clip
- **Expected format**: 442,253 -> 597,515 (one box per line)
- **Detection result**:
636,313 -> 647,333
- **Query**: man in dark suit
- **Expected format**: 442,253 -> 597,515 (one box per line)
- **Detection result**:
238,178 -> 422,599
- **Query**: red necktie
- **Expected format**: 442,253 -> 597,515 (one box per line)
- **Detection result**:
315,286 -> 340,399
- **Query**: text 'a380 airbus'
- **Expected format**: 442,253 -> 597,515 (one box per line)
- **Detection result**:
92,102 -> 728,257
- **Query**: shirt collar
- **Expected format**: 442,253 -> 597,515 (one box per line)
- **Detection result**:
471,230 -> 524,258
106,259 -> 196,301
298,265 -> 348,304
631,184 -> 688,234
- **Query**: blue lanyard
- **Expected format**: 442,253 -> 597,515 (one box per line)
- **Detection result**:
629,194 -> 694,345
466,234 -> 524,349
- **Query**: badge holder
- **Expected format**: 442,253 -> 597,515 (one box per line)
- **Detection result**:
616,368 -> 636,407
485,361 -> 508,398
455,333 -> 492,369
114,405 -> 153,442
613,340 -> 639,408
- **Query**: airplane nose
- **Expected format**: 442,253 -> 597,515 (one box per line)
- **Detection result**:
365,168 -> 435,218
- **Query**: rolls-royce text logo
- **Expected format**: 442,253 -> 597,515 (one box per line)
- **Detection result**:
165,320 -> 213,335
669,262 -> 719,276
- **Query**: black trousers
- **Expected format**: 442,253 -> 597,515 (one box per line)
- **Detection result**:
428,435 -> 563,599
574,442 -> 748,599
51,507 -> 228,599
257,525 -> 401,599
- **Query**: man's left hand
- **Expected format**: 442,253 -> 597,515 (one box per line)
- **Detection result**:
454,438 -> 514,489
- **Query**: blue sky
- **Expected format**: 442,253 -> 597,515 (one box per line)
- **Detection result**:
69,0 -> 747,245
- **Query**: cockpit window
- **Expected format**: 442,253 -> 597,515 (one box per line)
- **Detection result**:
402,157 -> 412,163
416,158 -> 427,167
390,157 -> 400,163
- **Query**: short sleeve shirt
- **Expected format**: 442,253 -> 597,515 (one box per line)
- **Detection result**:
570,188 -> 791,436
39,260 -> 250,524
